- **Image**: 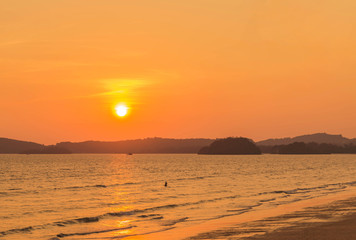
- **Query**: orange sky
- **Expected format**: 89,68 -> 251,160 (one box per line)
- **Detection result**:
1,0 -> 356,144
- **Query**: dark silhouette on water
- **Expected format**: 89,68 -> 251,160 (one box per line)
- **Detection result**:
164,181 -> 167,187
257,133 -> 356,146
3,133 -> 356,154
198,137 -> 261,155
56,137 -> 214,154
260,142 -> 356,154
0,138 -> 43,153
21,145 -> 71,154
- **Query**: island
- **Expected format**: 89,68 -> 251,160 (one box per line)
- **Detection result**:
260,141 -> 356,154
198,137 -> 261,155
21,145 -> 71,154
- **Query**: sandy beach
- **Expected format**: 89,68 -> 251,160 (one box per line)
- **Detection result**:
191,195 -> 356,240
247,213 -> 356,240
243,195 -> 356,240
127,189 -> 356,240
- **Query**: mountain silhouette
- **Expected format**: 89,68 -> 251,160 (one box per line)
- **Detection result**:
257,133 -> 356,146
55,138 -> 214,154
21,145 -> 72,154
261,142 -> 356,154
198,137 -> 261,155
2,133 -> 356,154
0,138 -> 43,153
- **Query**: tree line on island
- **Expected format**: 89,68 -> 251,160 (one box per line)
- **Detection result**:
1,133 -> 356,155
21,145 -> 72,154
259,142 -> 356,154
198,137 -> 261,155
198,137 -> 356,155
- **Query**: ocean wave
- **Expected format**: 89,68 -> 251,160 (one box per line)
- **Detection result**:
56,226 -> 134,238
0,194 -> 242,237
161,217 -> 189,226
0,182 -> 140,197
0,226 -> 33,237
0,190 -> 39,197
137,214 -> 162,218
0,176 -> 217,197
175,175 -> 215,181
5,181 -> 353,238
256,180 -> 356,197
62,183 -> 128,190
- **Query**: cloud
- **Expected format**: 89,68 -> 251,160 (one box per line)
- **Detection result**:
102,78 -> 151,90
72,78 -> 153,105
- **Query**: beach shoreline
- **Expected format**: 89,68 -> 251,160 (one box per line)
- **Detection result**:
126,188 -> 356,240
245,194 -> 356,240
246,212 -> 356,240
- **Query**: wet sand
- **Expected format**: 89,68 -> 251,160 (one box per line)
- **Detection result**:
243,196 -> 356,240
191,195 -> 356,240
182,197 -> 356,240
127,189 -> 356,240
247,213 -> 356,240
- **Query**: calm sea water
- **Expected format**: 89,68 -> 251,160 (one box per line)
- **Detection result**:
1,154 -> 356,239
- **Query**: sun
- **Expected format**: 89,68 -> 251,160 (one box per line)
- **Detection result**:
115,104 -> 128,117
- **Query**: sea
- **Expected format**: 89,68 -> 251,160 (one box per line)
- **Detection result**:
1,154 -> 356,240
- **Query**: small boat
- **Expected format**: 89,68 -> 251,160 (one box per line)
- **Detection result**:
127,153 -> 133,155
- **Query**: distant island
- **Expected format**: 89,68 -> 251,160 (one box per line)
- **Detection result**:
257,133 -> 356,146
55,138 -> 213,154
260,142 -> 356,154
1,133 -> 356,154
257,133 -> 356,154
198,137 -> 261,155
0,137 -> 214,154
21,146 -> 71,154
0,138 -> 44,154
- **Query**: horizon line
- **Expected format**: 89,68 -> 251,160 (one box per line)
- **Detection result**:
1,132 -> 354,146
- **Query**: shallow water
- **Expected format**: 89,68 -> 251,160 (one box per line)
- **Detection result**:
1,154 -> 356,239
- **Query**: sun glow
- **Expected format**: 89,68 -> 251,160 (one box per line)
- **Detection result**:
115,104 -> 128,117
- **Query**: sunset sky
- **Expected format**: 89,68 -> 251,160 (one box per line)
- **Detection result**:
1,0 -> 356,144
